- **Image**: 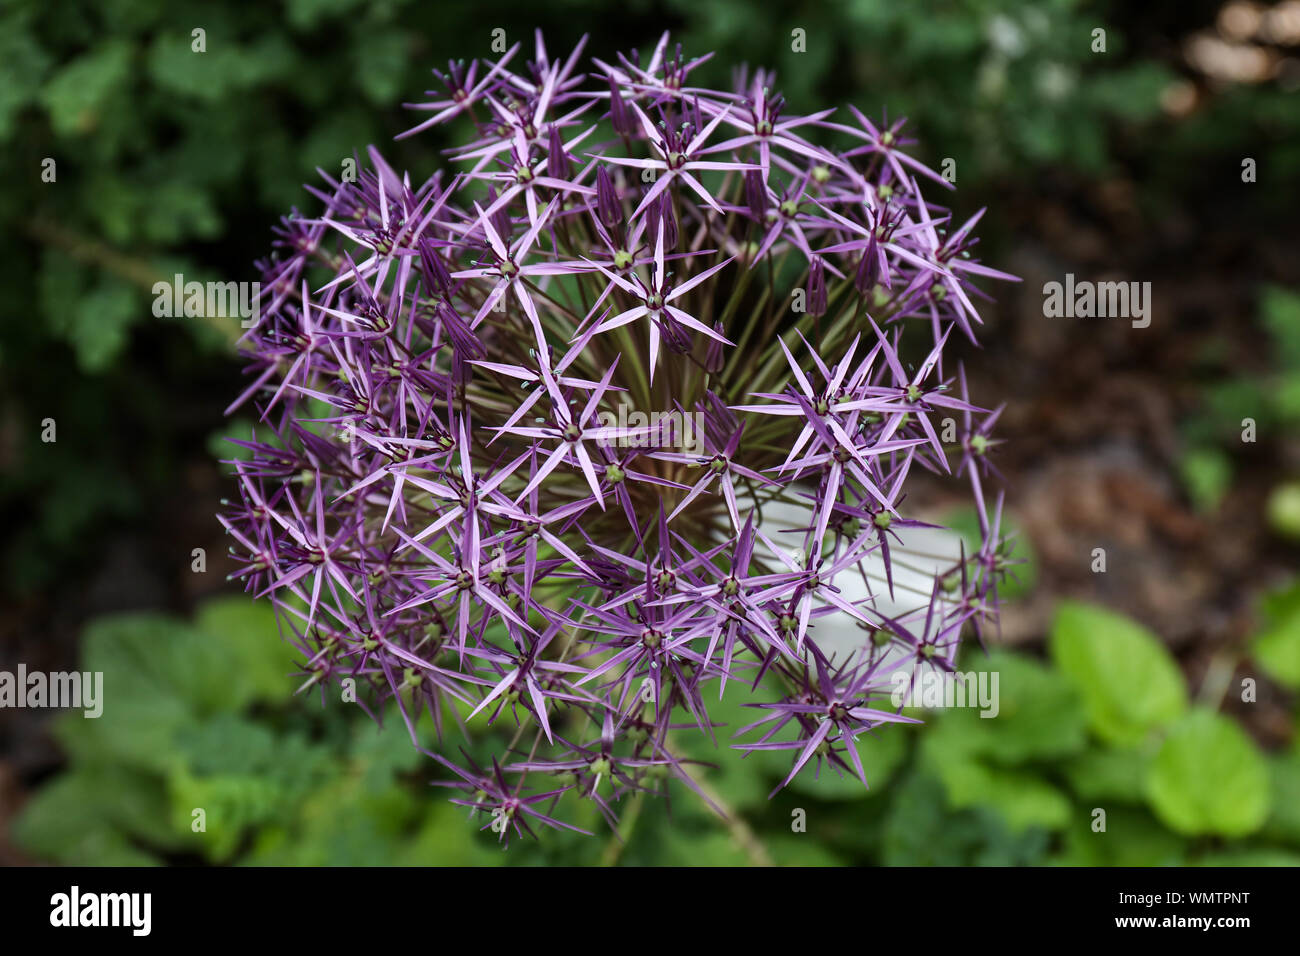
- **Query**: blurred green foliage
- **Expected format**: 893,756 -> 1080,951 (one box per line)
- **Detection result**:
15,590 -> 1300,865
1253,580 -> 1300,691
1180,285 -> 1300,518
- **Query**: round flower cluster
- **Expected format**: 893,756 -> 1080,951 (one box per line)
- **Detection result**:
221,32 -> 1018,841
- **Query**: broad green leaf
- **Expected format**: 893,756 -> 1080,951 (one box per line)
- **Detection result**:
764,835 -> 846,867
1145,709 -> 1270,838
1261,754 -> 1300,847
662,828 -> 753,866
350,717 -> 427,788
927,755 -> 1071,833
388,802 -> 508,867
146,34 -> 287,102
40,39 -> 132,136
1193,848 -> 1300,866
66,279 -> 139,372
195,597 -> 299,707
96,611 -> 241,717
0,18 -> 52,139
54,613 -> 201,773
1052,805 -> 1186,867
1261,284 -> 1300,369
1050,601 -> 1187,745
353,29 -> 410,104
1267,483 -> 1300,540
675,685 -> 795,810
881,771 -> 1051,866
1251,580 -> 1300,689
168,767 -> 289,862
12,768 -> 165,866
918,650 -> 1088,766
1062,747 -> 1151,803
286,0 -> 368,30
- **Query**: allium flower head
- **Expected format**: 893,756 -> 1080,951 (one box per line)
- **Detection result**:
221,31 -> 1019,842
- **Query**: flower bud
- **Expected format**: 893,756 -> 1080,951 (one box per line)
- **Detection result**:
808,257 -> 828,316
608,77 -> 632,136
745,169 -> 768,220
417,237 -> 453,297
649,193 -> 678,249
855,235 -> 880,296
596,167 -> 621,230
705,321 -> 727,372
546,125 -> 571,180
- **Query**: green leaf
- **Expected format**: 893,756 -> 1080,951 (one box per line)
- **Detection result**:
1050,601 -> 1187,745
54,602 -> 301,774
675,685 -> 795,810
350,717 -> 427,789
910,651 -> 1085,833
168,767 -> 289,862
1145,709 -> 1270,838
286,0 -> 368,30
1080,63 -> 1171,121
0,17 -> 52,139
1193,848 -> 1300,866
926,755 -> 1072,833
1266,483 -> 1300,541
194,597 -> 299,707
1052,805 -> 1186,867
881,771 -> 1052,866
66,279 -> 140,372
353,29 -> 410,104
12,768 -> 167,865
919,650 -> 1088,766
1261,754 -> 1300,847
40,39 -> 133,136
763,835 -> 847,867
393,802 -> 507,867
1251,580 -> 1300,690
53,613 -> 201,773
146,34 -> 287,102
1260,284 -> 1300,369
1179,446 -> 1232,514
661,828 -> 754,866
1062,747 -> 1151,803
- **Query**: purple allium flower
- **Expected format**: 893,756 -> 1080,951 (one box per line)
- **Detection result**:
222,31 -> 1020,843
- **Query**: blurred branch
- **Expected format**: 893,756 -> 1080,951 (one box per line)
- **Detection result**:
25,217 -> 239,351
